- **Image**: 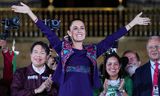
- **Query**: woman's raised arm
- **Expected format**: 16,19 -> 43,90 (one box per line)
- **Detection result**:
11,2 -> 38,23
125,12 -> 151,31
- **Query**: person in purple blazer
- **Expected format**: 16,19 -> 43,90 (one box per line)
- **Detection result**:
11,2 -> 150,96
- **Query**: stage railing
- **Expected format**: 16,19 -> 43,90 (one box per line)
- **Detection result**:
0,8 -> 160,38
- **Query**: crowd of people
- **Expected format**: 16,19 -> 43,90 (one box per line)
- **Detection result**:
1,2 -> 160,96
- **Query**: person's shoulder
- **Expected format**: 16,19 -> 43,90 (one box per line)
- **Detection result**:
124,76 -> 132,82
135,61 -> 150,75
14,66 -> 28,74
138,61 -> 150,70
12,66 -> 29,80
46,65 -> 54,73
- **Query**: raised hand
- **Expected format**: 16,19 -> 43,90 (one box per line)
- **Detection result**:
11,2 -> 38,22
11,2 -> 31,14
126,12 -> 151,31
130,12 -> 151,26
99,79 -> 108,96
103,79 -> 108,91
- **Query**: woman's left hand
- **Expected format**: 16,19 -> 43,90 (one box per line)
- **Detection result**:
126,12 -> 151,31
131,12 -> 151,26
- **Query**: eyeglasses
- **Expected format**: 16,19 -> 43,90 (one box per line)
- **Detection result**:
147,45 -> 160,50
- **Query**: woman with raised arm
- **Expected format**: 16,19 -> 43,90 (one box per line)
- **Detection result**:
11,2 -> 150,96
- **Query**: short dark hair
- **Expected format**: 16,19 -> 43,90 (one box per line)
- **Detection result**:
30,41 -> 50,55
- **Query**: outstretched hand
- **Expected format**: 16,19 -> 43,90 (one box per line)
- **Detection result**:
11,2 -> 38,22
131,12 -> 151,26
11,2 -> 31,14
126,12 -> 151,31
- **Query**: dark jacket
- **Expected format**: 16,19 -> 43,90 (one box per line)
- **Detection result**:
133,61 -> 160,96
11,64 -> 58,96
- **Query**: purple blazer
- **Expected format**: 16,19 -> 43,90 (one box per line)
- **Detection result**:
35,19 -> 128,96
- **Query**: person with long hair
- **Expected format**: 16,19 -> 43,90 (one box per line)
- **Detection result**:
100,53 -> 132,96
11,2 -> 150,96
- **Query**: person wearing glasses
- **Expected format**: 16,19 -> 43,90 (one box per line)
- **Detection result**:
133,36 -> 160,96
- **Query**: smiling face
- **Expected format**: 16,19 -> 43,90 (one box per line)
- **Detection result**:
67,20 -> 86,43
31,45 -> 48,68
146,36 -> 160,62
105,56 -> 121,79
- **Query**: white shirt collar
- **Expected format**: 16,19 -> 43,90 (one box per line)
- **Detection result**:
150,60 -> 160,66
32,64 -> 46,75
